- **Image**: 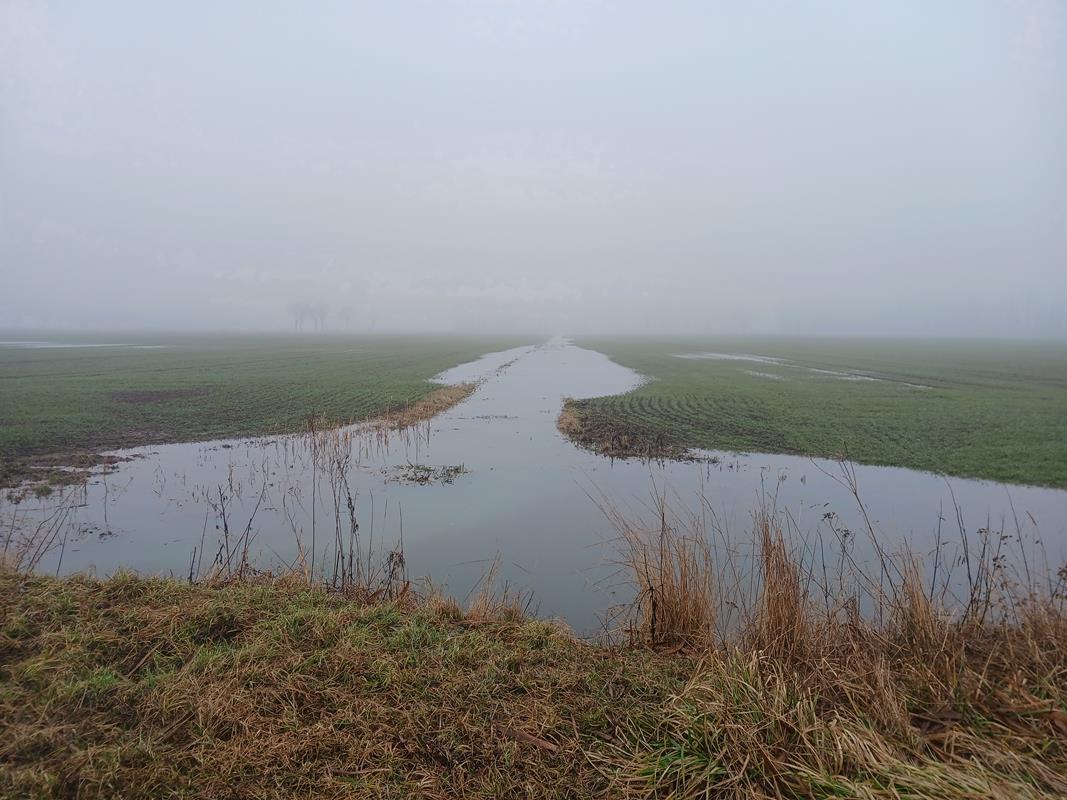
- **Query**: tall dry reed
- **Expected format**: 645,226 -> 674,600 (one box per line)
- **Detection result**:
596,471 -> 1067,798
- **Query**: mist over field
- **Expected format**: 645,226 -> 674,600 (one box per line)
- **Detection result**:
2,0 -> 1065,336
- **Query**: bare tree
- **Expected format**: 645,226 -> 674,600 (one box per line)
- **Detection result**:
288,303 -> 309,331
338,305 -> 355,330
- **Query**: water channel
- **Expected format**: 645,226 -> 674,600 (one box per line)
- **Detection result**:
7,340 -> 1066,633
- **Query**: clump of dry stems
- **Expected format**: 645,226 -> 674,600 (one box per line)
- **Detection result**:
373,382 -> 476,433
596,470 -> 1067,798
558,399 -> 687,460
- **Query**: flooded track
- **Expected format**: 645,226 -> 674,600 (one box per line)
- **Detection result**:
6,340 -> 1066,633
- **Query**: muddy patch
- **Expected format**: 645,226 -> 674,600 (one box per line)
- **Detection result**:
2,453 -> 136,497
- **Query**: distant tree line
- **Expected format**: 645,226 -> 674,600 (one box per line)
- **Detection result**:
287,303 -> 357,331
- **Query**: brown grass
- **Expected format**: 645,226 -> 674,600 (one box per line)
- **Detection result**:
597,480 -> 1067,798
0,567 -> 686,799
557,399 -> 688,461
377,382 -> 477,431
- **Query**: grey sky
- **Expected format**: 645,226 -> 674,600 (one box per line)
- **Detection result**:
2,1 -> 1065,336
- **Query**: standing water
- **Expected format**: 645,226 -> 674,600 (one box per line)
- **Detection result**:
6,340 -> 1066,633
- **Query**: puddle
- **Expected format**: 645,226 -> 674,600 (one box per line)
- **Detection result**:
675,351 -> 932,389
675,352 -> 785,365
807,367 -> 881,382
5,340 -> 1065,634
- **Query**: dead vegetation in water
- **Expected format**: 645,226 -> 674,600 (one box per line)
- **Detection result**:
1,453 -> 133,499
558,398 -> 690,461
375,382 -> 477,431
387,463 -> 469,485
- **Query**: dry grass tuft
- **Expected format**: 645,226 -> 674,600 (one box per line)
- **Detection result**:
377,382 -> 477,431
558,399 -> 687,460
598,488 -> 718,650
597,479 -> 1067,798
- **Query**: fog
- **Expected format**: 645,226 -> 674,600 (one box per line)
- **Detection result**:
2,1 -> 1065,337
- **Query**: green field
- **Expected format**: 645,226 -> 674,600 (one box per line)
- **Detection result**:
573,337 -> 1067,487
0,333 -> 528,484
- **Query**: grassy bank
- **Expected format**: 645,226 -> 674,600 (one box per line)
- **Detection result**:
571,337 -> 1067,487
0,569 -> 687,798
0,333 -> 529,488
4,495 -> 1065,798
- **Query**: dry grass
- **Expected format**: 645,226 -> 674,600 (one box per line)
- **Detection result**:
597,480 -> 1067,799
0,567 -> 686,799
557,399 -> 688,461
377,382 -> 477,431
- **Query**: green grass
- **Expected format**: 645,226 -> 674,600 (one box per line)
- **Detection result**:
573,336 -> 1067,487
0,332 -> 529,484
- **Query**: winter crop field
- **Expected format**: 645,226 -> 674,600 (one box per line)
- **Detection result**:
570,337 -> 1067,487
0,333 -> 528,486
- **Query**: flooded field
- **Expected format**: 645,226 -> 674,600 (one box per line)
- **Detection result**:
5,341 -> 1066,633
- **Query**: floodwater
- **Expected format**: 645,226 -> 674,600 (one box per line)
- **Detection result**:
675,351 -> 930,387
6,340 -> 1066,634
